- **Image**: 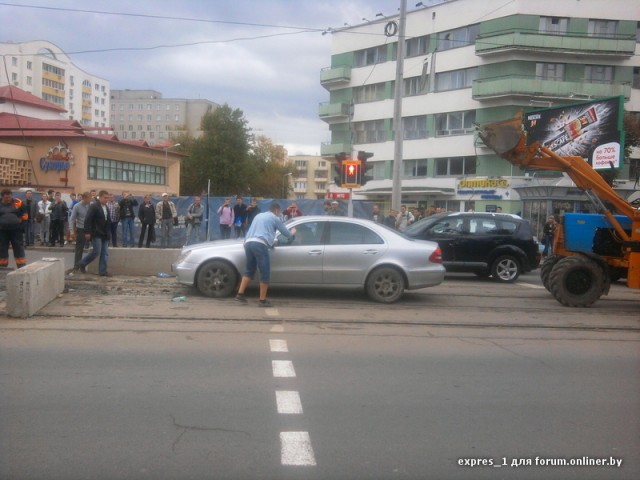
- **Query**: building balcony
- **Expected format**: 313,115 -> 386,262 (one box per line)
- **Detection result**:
314,173 -> 329,182
475,29 -> 636,58
320,142 -> 352,157
319,102 -> 352,124
472,75 -> 631,102
320,65 -> 352,89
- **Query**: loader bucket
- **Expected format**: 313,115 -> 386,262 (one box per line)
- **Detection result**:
478,113 -> 524,157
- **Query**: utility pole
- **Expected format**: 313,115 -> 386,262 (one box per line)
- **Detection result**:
391,0 -> 407,212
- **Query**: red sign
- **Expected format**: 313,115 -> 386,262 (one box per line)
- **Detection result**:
327,192 -> 351,199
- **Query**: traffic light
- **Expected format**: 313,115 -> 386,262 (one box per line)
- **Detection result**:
334,152 -> 349,187
357,151 -> 374,185
342,160 -> 361,188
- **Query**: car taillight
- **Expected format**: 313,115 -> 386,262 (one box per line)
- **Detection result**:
429,247 -> 443,264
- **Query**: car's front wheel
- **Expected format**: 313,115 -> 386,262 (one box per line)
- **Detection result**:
196,260 -> 238,298
491,255 -> 521,282
365,267 -> 405,303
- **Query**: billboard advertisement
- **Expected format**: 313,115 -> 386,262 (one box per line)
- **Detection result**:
524,96 -> 624,170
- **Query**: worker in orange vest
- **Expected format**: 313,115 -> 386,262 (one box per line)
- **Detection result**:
0,188 -> 27,268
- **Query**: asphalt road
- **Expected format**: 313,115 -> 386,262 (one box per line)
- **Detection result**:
0,321 -> 637,480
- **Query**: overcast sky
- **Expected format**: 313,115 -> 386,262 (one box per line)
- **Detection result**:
1,0 -> 444,155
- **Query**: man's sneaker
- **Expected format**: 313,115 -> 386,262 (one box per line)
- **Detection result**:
235,294 -> 248,304
99,272 -> 112,277
79,265 -> 86,273
258,299 -> 273,308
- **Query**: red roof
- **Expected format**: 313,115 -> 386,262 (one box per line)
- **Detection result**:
0,85 -> 66,113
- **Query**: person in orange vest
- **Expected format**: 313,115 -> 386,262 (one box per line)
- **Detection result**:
0,188 -> 28,268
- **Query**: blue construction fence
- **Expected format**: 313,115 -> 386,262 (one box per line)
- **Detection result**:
13,191 -> 378,247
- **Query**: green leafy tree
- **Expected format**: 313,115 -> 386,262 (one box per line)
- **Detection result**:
249,135 -> 296,198
180,104 -> 253,196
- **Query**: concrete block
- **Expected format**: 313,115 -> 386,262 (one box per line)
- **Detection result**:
7,258 -> 65,318
84,247 -> 180,276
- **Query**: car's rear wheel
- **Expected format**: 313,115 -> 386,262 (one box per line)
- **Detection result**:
366,267 -> 405,303
491,255 -> 521,282
196,260 -> 238,298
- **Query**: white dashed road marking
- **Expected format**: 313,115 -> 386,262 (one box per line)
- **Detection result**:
518,282 -> 545,289
270,324 -> 285,332
275,391 -> 303,414
272,360 -> 296,378
269,339 -> 288,352
280,432 -> 317,466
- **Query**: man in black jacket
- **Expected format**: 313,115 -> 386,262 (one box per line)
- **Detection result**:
79,190 -> 112,276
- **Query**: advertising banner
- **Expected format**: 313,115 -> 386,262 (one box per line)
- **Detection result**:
524,96 -> 624,170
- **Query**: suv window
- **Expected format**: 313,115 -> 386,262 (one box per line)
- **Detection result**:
430,217 -> 464,234
469,218 -> 497,234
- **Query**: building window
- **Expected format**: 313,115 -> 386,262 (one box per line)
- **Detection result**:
539,16 -> 568,35
137,114 -> 143,121
438,24 -> 479,51
353,119 -> 387,144
435,110 -> 476,136
435,156 -> 476,176
156,115 -> 162,121
27,61 -> 32,70
404,76 -> 427,96
166,104 -> 171,111
636,21 -> 640,42
138,104 -> 143,110
174,114 -> 180,122
633,67 -> 640,89
588,19 -> 617,38
128,104 -> 134,110
119,104 -> 125,111
585,65 -> 613,84
175,105 -> 180,111
11,57 -> 17,66
403,159 -> 428,178
11,72 -> 17,83
406,35 -> 429,57
26,76 -> 32,86
435,67 -> 478,91
354,45 -> 387,67
353,82 -> 386,103
138,125 -> 143,130
165,115 -> 171,121
402,115 -> 427,140
536,63 -> 565,81
88,156 -> 165,185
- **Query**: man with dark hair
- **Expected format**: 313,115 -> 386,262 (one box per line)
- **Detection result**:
48,192 -> 68,246
0,189 -> 27,269
233,196 -> 247,238
235,202 -> 296,307
79,190 -> 112,277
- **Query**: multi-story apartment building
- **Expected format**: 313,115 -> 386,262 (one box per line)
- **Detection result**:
110,90 -> 219,145
0,40 -> 110,128
320,0 -> 640,233
288,155 -> 330,200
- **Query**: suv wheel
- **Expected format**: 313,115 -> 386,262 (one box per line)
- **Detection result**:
491,255 -> 521,283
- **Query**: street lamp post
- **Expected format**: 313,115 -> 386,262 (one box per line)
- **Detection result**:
164,143 -> 181,188
282,172 -> 292,199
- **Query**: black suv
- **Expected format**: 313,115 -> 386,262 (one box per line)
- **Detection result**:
404,212 -> 540,282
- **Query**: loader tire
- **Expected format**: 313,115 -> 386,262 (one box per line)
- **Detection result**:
548,256 -> 605,307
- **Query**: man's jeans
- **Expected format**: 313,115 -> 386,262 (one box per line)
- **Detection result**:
185,222 -> 201,245
81,237 -> 109,274
160,219 -> 173,248
73,227 -> 86,269
24,219 -> 35,246
121,217 -> 135,247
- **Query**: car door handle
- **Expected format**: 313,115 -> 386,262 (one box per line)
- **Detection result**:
362,249 -> 379,255
307,249 -> 323,255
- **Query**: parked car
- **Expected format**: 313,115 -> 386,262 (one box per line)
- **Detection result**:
403,212 -> 540,282
172,216 -> 445,303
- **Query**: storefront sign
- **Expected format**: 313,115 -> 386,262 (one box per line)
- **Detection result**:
39,143 -> 73,172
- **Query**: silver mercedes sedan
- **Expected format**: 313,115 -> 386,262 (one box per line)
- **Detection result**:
172,216 -> 445,303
